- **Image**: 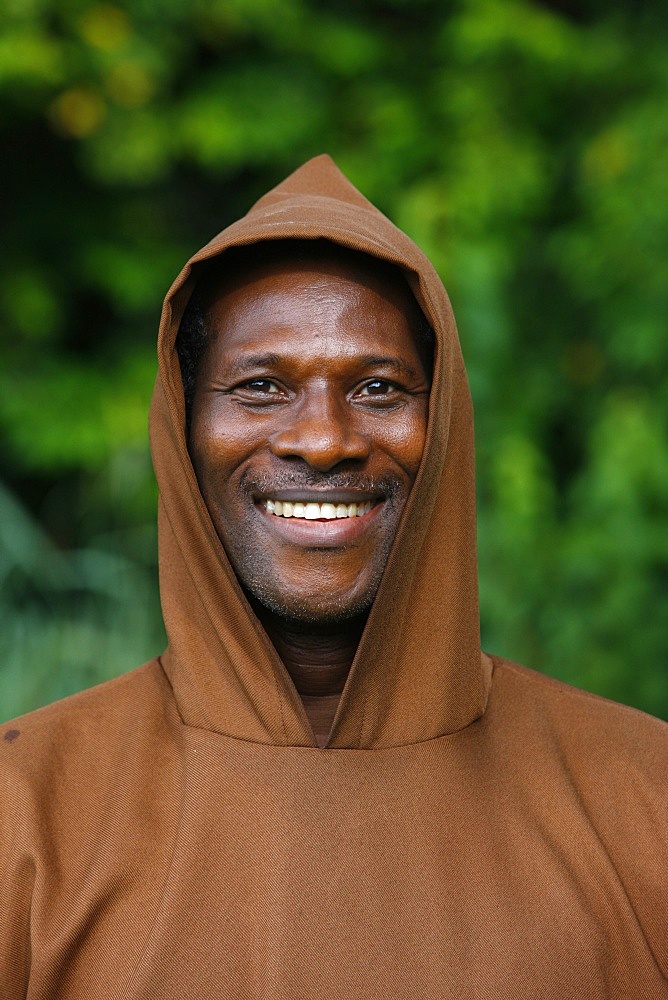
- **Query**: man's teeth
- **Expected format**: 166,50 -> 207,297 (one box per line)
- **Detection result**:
263,500 -> 374,520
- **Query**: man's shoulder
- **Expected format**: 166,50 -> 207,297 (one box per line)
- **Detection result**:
0,660 -> 184,954
491,654 -> 667,736
0,659 -> 180,788
488,654 -> 668,792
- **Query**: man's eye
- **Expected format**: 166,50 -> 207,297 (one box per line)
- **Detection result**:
242,379 -> 280,394
358,380 -> 396,396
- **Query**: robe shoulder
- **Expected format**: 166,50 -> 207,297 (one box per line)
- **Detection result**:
487,655 -> 668,974
0,658 -> 184,857
486,655 -> 668,803
0,658 -> 181,780
489,654 -> 668,757
0,660 -> 185,998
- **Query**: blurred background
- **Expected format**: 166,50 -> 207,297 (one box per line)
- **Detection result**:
1,0 -> 667,722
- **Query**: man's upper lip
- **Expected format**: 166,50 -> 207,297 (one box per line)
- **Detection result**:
255,489 -> 381,504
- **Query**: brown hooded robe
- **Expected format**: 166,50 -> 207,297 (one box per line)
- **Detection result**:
1,155 -> 667,999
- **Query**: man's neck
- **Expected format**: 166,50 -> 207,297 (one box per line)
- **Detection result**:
251,603 -> 366,697
249,602 -> 367,746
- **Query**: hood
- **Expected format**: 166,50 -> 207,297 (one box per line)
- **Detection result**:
150,154 -> 489,749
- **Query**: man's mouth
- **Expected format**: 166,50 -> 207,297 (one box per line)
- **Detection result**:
263,499 -> 375,520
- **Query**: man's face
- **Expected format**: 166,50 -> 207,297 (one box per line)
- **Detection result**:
189,252 -> 430,624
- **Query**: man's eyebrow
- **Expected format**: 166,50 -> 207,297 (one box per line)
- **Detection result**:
221,353 -> 424,381
357,356 -> 424,380
220,353 -> 283,379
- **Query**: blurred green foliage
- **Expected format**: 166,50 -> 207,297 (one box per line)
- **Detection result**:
1,0 -> 666,721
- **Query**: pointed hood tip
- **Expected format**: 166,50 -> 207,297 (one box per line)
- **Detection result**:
301,152 -> 337,168
248,153 -> 375,213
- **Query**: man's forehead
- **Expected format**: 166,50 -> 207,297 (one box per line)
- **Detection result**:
195,238 -> 412,311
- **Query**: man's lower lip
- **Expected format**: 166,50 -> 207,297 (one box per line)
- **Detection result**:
256,501 -> 382,545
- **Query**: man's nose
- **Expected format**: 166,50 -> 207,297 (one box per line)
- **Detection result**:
268,392 -> 371,471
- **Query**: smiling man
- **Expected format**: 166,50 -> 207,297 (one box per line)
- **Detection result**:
1,155 -> 667,998
181,242 -> 431,744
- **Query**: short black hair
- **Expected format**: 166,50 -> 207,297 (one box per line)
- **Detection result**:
176,239 -> 434,427
176,285 -> 209,422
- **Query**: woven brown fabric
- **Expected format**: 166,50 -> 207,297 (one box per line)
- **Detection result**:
1,155 -> 666,998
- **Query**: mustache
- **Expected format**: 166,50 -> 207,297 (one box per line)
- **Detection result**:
240,469 -> 404,498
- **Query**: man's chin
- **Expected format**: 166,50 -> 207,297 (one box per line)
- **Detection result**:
244,581 -> 377,628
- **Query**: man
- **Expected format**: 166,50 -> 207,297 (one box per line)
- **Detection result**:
1,155 -> 666,998
178,237 -> 434,748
